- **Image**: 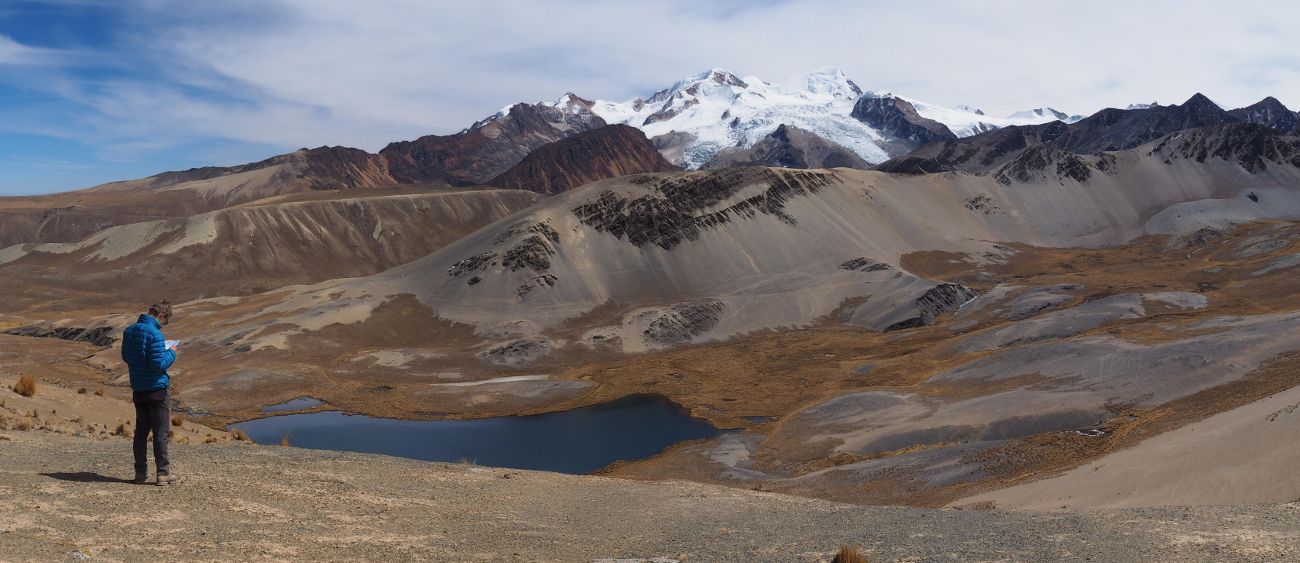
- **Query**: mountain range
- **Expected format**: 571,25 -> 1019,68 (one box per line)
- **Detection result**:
5,68 -> 1300,510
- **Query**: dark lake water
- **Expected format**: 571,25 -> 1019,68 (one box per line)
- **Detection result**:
231,394 -> 721,474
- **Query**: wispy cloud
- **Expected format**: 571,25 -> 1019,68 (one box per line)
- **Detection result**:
2,156 -> 91,170
0,34 -> 68,65
2,0 -> 1300,194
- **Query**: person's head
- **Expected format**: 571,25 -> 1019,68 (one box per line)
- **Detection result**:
148,300 -> 173,325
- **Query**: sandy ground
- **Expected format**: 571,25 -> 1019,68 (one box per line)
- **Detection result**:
955,381 -> 1300,510
2,431 -> 1299,562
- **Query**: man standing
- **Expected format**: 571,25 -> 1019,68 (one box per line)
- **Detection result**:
121,301 -> 180,486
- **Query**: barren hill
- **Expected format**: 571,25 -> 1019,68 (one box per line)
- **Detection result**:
488,125 -> 679,194
0,189 -> 541,311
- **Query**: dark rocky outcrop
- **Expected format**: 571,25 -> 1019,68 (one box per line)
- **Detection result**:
500,235 -> 557,273
447,219 -> 565,293
851,95 -> 957,154
571,168 -> 836,250
1151,123 -> 1300,173
839,257 -> 892,272
884,284 -> 979,332
5,324 -> 116,347
1228,97 -> 1298,133
641,301 -> 725,346
994,146 -> 1099,184
488,125 -> 679,194
705,125 -> 871,170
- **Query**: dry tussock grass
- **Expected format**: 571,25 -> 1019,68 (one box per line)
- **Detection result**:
279,432 -> 291,447
172,414 -> 186,427
230,429 -> 251,442
94,388 -> 104,397
832,546 -> 868,563
16,419 -> 33,431
13,374 -> 35,397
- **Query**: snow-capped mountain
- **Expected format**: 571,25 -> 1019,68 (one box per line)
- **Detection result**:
592,68 -> 891,168
900,100 -> 1084,137
590,68 -> 1078,168
1007,107 -> 1086,124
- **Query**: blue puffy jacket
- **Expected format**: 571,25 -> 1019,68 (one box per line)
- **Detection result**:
121,314 -> 176,392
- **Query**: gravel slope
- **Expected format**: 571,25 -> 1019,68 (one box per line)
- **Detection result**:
2,432 -> 1298,562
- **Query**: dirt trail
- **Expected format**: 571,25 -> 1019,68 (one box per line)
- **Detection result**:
2,432 -> 1298,562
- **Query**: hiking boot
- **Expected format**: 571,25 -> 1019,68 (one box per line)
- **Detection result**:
156,473 -> 180,486
133,471 -> 149,484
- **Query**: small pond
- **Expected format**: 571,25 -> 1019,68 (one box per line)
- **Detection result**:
232,394 -> 720,474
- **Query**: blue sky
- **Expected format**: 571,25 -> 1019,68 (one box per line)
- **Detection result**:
1,0 -> 1298,195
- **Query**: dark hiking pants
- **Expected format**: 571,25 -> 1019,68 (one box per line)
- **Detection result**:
133,388 -> 170,475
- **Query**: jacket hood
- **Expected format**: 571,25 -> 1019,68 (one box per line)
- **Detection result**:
136,314 -> 161,329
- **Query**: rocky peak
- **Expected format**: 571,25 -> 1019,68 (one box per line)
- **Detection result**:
380,100 -> 606,186
795,67 -> 863,100
851,94 -> 957,148
1228,96 -> 1298,133
647,68 -> 748,106
1178,93 -> 1231,124
554,92 -> 597,112
700,68 -> 748,88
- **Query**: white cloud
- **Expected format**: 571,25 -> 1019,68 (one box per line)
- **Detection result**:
0,34 -> 64,65
15,0 -> 1300,158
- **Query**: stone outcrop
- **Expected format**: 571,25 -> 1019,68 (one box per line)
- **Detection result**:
884,284 -> 980,332
571,168 -> 836,250
851,95 -> 957,152
1227,96 -> 1298,133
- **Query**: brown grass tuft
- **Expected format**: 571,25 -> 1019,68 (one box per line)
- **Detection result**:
171,414 -> 186,427
231,428 -> 251,442
94,388 -> 105,397
204,435 -> 218,444
113,422 -> 128,437
13,374 -> 35,397
16,419 -> 33,431
832,546 -> 868,563
71,416 -> 84,424
77,388 -> 88,394
279,432 -> 291,447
